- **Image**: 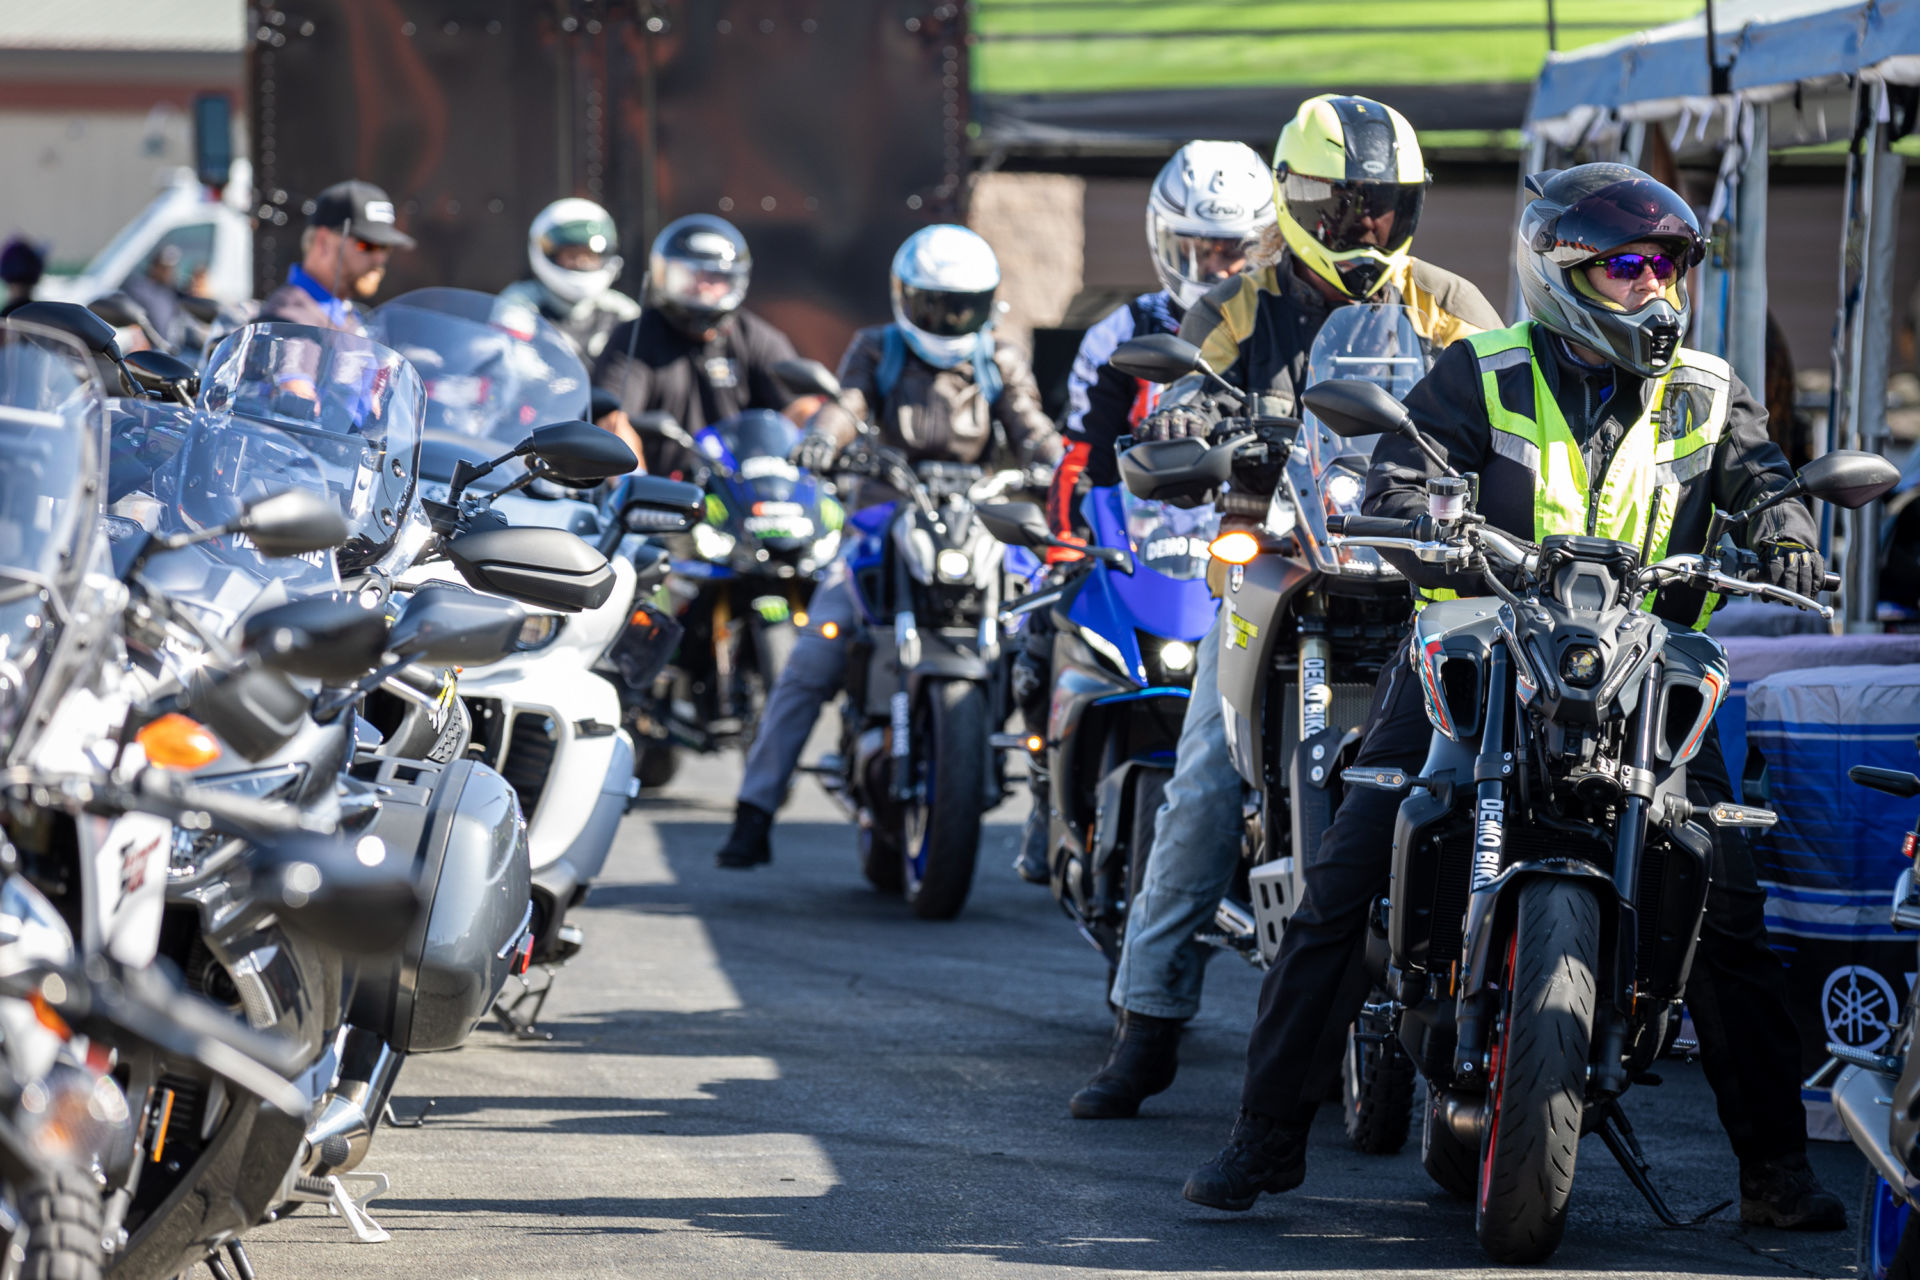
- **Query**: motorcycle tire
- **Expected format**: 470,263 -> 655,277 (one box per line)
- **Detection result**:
1343,1001 -> 1416,1154
1421,1086 -> 1478,1198
1125,768 -> 1168,912
18,1165 -> 104,1280
635,744 -> 679,791
1860,1169 -> 1920,1279
1474,877 -> 1599,1266
904,679 -> 987,920
754,617 -> 797,694
860,821 -> 905,894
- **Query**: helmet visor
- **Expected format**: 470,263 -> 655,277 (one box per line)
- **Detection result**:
656,259 -> 748,315
1280,174 -> 1423,255
540,215 -> 617,269
898,283 -> 995,338
1544,178 -> 1702,269
1149,224 -> 1253,289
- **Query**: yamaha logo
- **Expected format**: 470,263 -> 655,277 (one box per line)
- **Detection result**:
1823,964 -> 1898,1051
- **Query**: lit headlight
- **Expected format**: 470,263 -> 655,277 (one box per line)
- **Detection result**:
1560,644 -> 1602,688
515,614 -> 564,652
691,522 -> 736,561
1160,640 -> 1196,672
935,548 -> 973,582
811,528 -> 841,563
1324,470 -> 1363,513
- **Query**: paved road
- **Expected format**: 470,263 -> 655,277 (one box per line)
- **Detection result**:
249,750 -> 1864,1279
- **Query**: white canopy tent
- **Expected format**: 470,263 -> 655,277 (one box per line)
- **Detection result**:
1526,0 -> 1920,626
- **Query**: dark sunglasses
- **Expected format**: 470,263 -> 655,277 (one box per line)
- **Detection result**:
350,236 -> 390,255
1592,251 -> 1681,282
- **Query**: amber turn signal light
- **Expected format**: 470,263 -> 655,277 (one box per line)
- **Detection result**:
136,713 -> 221,770
1209,531 -> 1261,565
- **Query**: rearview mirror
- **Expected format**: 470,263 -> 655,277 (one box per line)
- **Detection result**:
124,349 -> 200,401
1794,450 -> 1899,510
7,301 -> 122,358
250,833 -> 422,956
524,420 -> 637,484
975,502 -> 1052,550
1300,379 -> 1413,440
387,586 -> 526,666
243,596 -> 390,682
1117,436 -> 1234,506
1108,334 -> 1203,385
178,294 -> 223,325
771,358 -> 842,400
88,292 -> 155,333
237,489 -> 350,558
615,474 -> 706,533
184,665 -> 308,761
447,527 -> 618,613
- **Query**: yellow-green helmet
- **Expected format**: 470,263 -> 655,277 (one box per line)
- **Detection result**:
1272,94 -> 1427,301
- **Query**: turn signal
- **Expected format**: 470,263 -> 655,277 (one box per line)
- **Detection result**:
820,621 -> 839,640
794,612 -> 809,628
1025,734 -> 1044,753
136,714 -> 221,770
1209,531 -> 1261,565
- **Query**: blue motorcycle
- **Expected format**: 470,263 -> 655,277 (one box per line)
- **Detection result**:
981,486 -> 1216,971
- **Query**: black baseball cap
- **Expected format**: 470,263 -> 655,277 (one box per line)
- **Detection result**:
308,180 -> 416,249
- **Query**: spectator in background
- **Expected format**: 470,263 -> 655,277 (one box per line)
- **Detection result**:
0,238 -> 45,318
257,180 -> 415,333
122,245 -> 185,350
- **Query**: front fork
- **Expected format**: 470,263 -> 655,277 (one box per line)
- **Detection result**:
1590,657 -> 1663,1096
1453,643 -> 1513,1084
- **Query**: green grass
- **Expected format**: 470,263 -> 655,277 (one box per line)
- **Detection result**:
972,0 -> 1703,95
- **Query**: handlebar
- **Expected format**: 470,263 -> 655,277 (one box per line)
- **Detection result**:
1822,571 -> 1843,593
1326,514 -> 1423,539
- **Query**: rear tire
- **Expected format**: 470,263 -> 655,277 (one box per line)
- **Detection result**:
635,743 -> 679,791
860,821 -> 905,893
19,1165 -> 103,1280
753,617 -> 797,702
1343,1001 -> 1416,1154
1474,877 -> 1599,1266
904,680 -> 987,920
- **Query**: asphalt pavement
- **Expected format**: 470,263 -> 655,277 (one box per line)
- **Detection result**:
248,747 -> 1866,1280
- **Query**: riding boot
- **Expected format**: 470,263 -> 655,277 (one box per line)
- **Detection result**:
715,801 -> 774,869
1739,1154 -> 1846,1230
1182,1109 -> 1308,1210
1069,1010 -> 1181,1118
1014,763 -> 1051,885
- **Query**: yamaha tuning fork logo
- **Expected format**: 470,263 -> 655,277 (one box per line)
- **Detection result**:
1822,965 -> 1899,1051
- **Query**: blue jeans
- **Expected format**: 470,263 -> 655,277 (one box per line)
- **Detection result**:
1109,607 -> 1245,1020
736,569 -> 859,815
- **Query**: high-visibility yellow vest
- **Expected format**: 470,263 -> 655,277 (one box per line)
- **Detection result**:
1415,320 -> 1730,630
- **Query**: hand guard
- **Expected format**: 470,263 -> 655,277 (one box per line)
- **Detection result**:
1136,403 -> 1215,443
790,429 -> 839,474
1759,539 -> 1825,598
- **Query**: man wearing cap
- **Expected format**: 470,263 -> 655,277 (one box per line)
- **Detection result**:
258,180 -> 414,333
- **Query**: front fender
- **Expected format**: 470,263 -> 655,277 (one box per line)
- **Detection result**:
1458,858 -> 1619,1000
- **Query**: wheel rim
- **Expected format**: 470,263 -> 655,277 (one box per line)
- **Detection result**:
1869,1176 -> 1911,1279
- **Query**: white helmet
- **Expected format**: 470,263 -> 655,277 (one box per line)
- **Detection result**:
890,224 -> 1000,368
528,198 -> 622,305
1146,141 -> 1277,311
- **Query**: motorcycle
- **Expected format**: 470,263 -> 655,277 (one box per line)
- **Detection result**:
1312,374 -> 1896,1263
975,486 -> 1215,981
628,407 -> 841,785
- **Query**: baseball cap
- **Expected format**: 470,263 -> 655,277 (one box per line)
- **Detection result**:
308,180 -> 416,249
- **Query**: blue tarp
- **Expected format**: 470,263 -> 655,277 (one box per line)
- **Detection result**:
1530,0 -> 1920,126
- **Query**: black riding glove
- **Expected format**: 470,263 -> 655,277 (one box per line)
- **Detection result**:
1759,539 -> 1825,597
790,429 -> 839,474
1136,403 -> 1216,442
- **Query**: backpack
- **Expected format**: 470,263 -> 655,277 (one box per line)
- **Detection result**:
874,324 -> 1003,409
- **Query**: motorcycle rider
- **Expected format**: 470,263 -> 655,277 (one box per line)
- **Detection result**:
1070,94 -> 1499,1120
500,198 -> 641,362
713,223 -> 1063,868
1182,162 -> 1846,1232
594,214 -> 820,481
0,237 -> 43,318
257,180 -> 414,333
1012,139 -> 1277,884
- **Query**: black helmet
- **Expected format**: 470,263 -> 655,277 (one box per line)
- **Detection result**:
1515,164 -> 1706,377
647,214 -> 751,339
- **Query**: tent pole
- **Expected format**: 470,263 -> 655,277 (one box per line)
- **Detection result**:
1848,115 -> 1902,631
1727,104 -> 1769,399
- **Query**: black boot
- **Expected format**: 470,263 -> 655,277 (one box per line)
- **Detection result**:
1183,1109 -> 1308,1210
1013,806 -> 1049,884
715,801 -> 774,869
1739,1153 -> 1846,1230
1070,1010 -> 1182,1118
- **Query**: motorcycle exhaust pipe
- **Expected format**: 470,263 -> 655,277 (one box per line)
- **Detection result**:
1831,1062 -> 1914,1197
303,1025 -> 402,1176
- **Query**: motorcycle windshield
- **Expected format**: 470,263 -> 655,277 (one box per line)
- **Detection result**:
367,287 -> 590,445
197,323 -> 423,572
0,323 -> 107,753
1121,489 -> 1218,581
1287,304 -> 1428,579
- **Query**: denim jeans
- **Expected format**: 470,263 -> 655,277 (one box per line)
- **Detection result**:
736,570 -> 859,815
1109,606 -> 1246,1020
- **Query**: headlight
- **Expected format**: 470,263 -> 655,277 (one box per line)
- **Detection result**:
1324,470 -> 1363,512
515,614 -> 564,652
1560,645 -> 1602,688
1160,640 -> 1196,673
691,522 -> 736,561
810,528 -> 841,564
935,548 -> 973,582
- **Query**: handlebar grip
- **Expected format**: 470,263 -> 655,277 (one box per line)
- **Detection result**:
1326,514 -> 1420,538
1821,571 -> 1842,593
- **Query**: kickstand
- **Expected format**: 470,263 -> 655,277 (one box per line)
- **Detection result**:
382,1097 -> 436,1128
289,1171 -> 393,1244
224,1240 -> 256,1280
491,967 -> 556,1041
1595,1098 -> 1733,1227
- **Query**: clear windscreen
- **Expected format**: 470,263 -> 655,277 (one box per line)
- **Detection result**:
1123,489 -> 1218,581
369,287 -> 590,444
1286,304 -> 1429,577
197,322 -> 423,571
706,410 -> 802,501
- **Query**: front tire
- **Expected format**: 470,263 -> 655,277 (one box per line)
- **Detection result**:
903,679 -> 987,920
19,1166 -> 103,1280
1474,877 -> 1599,1266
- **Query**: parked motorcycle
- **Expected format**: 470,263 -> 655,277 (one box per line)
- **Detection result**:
1313,375 -> 1896,1263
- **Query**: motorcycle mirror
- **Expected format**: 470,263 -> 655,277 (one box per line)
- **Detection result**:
975,502 -> 1052,550
1117,436 -> 1235,506
1109,333 -> 1204,385
387,586 -> 526,666
615,474 -> 706,533
183,665 -> 308,761
1793,450 -> 1900,511
124,349 -> 200,401
1300,379 -> 1413,439
87,292 -> 161,347
250,832 -> 423,956
6,300 -> 123,358
771,357 -> 842,400
522,420 -> 637,484
446,526 -> 618,613
236,489 -> 350,557
178,294 -> 223,325
242,596 -> 390,682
